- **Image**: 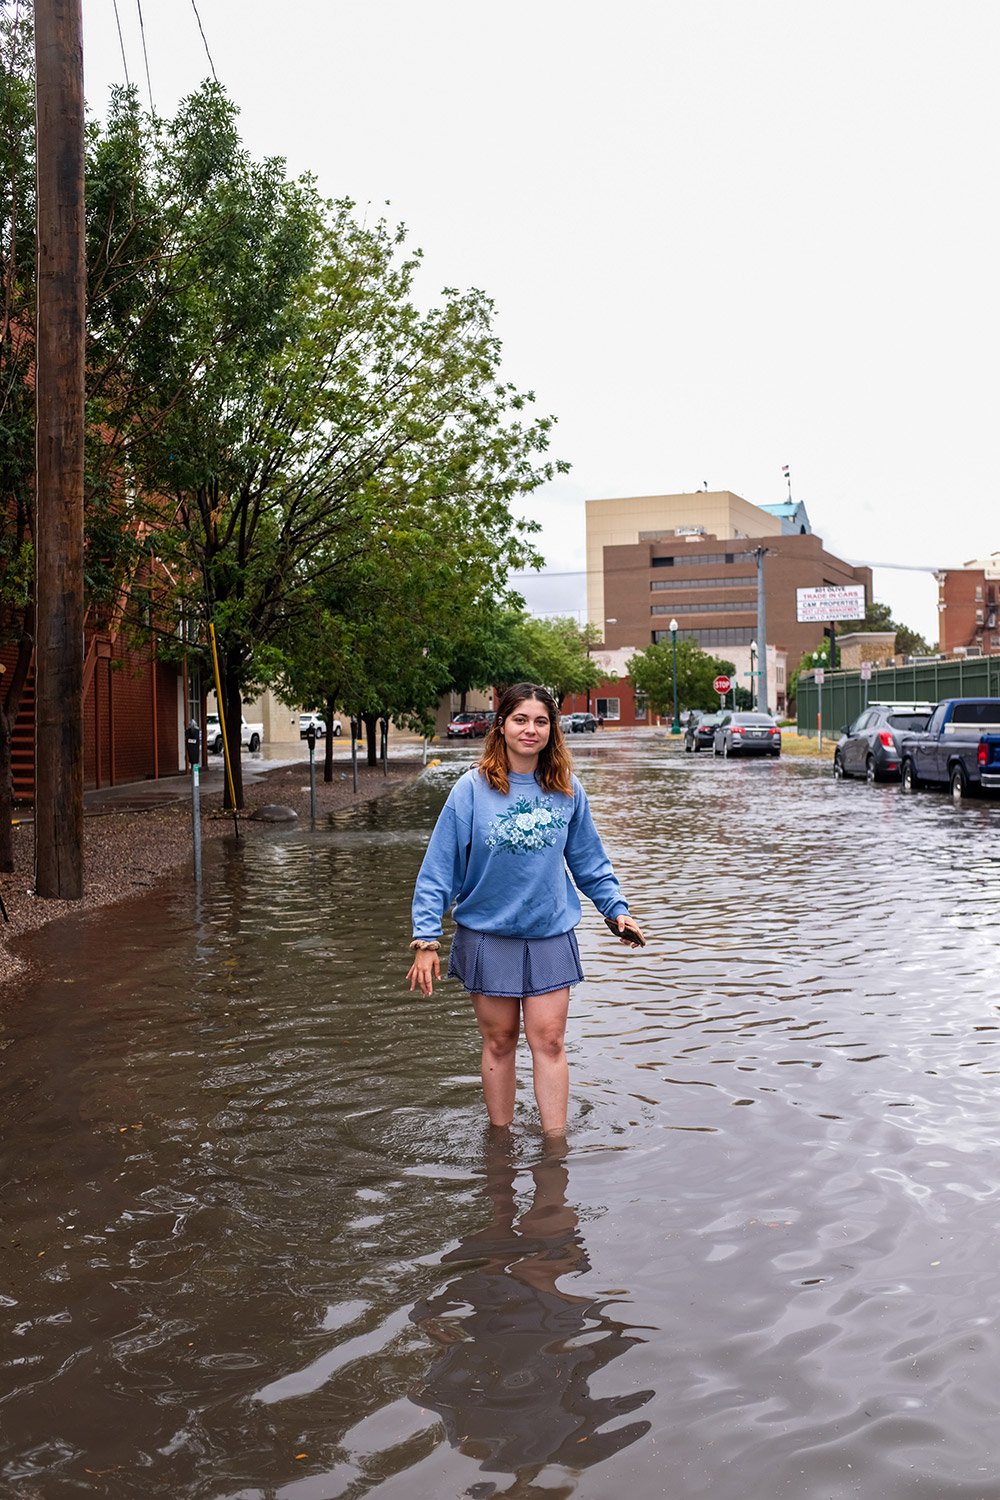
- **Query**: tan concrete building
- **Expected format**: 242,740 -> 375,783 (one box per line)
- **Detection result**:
586,490 -> 789,631
937,555 -> 1000,657
587,491 -> 870,706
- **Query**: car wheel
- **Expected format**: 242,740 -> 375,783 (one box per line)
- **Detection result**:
833,753 -> 845,780
950,764 -> 969,803
248,733 -> 260,752
722,740 -> 730,758
865,755 -> 877,784
213,735 -> 223,754
900,759 -> 919,793
770,750 -> 781,758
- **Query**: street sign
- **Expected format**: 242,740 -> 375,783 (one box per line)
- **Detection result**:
814,668 -> 825,686
859,662 -> 873,681
712,675 -> 731,694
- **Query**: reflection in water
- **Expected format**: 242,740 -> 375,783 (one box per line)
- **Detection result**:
410,1135 -> 653,1480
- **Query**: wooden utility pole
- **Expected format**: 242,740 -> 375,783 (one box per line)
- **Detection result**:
34,0 -> 85,899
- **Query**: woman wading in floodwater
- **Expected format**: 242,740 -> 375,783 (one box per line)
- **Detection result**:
407,683 -> 644,1135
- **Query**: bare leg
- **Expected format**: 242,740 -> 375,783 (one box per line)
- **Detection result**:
523,987 -> 570,1135
471,994 -> 521,1127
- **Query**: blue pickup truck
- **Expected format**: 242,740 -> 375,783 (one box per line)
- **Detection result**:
898,698 -> 1000,801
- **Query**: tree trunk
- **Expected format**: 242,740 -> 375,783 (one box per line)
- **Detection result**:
323,693 -> 335,782
363,713 -> 378,767
222,662 -> 244,809
459,689 -> 467,711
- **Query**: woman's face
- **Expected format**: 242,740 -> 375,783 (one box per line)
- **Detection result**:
502,697 -> 552,761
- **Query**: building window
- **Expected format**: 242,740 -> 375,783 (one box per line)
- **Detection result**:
976,586 -> 983,601
976,609 -> 984,623
650,551 -> 753,569
650,575 -> 756,591
634,694 -> 647,720
653,626 -> 755,647
596,697 -> 620,721
651,600 -> 756,615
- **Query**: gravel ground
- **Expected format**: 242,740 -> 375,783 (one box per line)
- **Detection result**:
0,758 -> 424,994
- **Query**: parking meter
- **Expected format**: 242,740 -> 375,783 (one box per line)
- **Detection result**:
185,717 -> 201,768
305,724 -> 317,755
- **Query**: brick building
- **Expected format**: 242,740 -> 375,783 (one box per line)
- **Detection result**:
3,628 -> 199,804
936,555 -> 1000,657
585,491 -> 870,711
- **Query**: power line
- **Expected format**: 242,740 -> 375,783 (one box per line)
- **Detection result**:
513,557 -> 959,581
111,0 -> 130,85
189,0 -> 218,81
134,0 -> 154,112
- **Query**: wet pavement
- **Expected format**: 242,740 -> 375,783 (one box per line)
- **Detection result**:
3,735 -> 1000,1499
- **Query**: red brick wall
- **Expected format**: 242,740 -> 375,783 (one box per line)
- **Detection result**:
938,569 -> 999,655
83,641 -> 183,790
561,674 -> 649,726
601,532 -> 871,665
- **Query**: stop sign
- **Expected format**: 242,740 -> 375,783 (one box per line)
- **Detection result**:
713,675 -> 731,694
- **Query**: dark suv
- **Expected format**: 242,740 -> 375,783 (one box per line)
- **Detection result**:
684,712 -> 722,752
833,703 -> 933,782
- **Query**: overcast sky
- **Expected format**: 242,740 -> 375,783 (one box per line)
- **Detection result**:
82,1 -> 999,644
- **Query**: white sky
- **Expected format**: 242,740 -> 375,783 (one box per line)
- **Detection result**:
82,0 -> 1000,644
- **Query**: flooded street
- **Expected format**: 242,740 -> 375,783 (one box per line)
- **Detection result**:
4,733 -> 1000,1499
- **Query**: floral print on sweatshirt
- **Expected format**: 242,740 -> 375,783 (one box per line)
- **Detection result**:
485,795 -> 568,855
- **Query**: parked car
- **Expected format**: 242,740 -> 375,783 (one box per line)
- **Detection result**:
713,712 -> 781,757
447,710 -> 492,738
559,714 -> 573,732
206,712 -> 263,754
899,698 -> 1000,800
684,711 -> 723,752
299,711 -> 343,739
833,703 -> 933,782
568,712 -> 599,733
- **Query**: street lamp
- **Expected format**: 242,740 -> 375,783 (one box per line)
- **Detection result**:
750,639 -> 757,710
669,618 -> 680,734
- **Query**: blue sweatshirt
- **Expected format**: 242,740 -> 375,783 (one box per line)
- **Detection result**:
411,768 -> 629,940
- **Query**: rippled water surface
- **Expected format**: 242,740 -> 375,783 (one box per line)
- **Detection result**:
4,735 -> 1000,1499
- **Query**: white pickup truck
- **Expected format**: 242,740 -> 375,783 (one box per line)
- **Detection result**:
206,712 -> 263,754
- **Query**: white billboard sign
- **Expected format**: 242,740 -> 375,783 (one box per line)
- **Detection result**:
796,585 -> 866,624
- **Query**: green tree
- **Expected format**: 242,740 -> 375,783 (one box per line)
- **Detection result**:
88,84 -> 562,806
514,616 -> 603,706
627,641 -> 736,717
859,599 -> 931,658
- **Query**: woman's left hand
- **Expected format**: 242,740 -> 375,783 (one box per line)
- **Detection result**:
612,916 -> 645,947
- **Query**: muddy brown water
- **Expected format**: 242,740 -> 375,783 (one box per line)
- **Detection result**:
4,736 -> 1000,1499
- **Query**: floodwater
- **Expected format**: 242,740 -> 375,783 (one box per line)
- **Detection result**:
4,735 -> 1000,1500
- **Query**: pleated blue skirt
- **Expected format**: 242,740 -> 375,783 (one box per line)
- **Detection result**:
448,924 -> 584,999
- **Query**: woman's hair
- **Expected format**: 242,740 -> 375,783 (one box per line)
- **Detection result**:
479,683 -> 574,796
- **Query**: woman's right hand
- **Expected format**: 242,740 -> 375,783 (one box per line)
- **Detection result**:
407,948 -> 440,996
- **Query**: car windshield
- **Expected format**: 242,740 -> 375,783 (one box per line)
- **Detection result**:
451,713 -> 476,722
887,713 -> 930,731
732,714 -> 774,725
698,715 -> 721,726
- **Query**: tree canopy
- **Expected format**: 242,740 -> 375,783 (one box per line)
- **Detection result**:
84,83 -> 564,804
627,640 -> 736,716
